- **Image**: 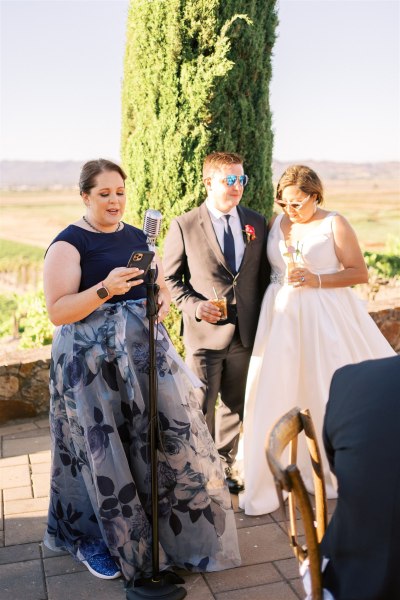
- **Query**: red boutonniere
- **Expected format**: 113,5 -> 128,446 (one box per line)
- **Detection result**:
243,224 -> 256,243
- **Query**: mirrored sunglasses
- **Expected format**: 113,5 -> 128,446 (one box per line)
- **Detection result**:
222,174 -> 249,187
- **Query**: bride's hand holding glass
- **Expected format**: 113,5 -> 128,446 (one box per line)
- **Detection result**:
289,267 -> 321,288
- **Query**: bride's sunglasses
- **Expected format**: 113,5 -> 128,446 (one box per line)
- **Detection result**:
275,194 -> 311,211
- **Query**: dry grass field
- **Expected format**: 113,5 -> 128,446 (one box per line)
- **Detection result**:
322,179 -> 399,249
0,189 -> 82,249
0,179 -> 399,250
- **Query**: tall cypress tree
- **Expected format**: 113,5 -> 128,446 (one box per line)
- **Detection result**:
121,0 -> 278,234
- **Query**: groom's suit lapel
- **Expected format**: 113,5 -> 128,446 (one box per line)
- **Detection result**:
237,205 -> 252,273
197,202 -> 257,275
198,202 -> 232,274
198,202 -> 257,275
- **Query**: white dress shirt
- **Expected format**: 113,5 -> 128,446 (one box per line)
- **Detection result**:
205,200 -> 245,272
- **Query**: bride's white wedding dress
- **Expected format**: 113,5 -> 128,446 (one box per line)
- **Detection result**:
239,212 -> 396,516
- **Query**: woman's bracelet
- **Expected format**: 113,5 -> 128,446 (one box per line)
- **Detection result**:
317,274 -> 322,288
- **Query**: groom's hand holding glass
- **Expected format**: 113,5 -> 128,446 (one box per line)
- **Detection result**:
195,298 -> 227,323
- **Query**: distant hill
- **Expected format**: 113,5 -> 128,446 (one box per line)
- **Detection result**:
0,160 -> 82,189
0,159 -> 399,189
272,160 -> 400,182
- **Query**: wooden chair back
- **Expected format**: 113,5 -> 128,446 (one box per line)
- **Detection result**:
266,407 -> 328,600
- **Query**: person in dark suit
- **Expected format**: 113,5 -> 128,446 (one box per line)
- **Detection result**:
163,152 -> 270,493
321,355 -> 400,600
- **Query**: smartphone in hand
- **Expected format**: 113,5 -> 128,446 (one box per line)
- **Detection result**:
126,250 -> 155,281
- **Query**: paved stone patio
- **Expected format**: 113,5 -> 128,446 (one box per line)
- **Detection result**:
0,417 -> 333,600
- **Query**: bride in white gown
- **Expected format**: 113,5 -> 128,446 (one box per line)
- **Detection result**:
239,165 -> 396,516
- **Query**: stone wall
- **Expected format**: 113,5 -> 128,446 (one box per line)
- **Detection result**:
369,307 -> 400,354
0,307 -> 399,424
0,346 -> 51,423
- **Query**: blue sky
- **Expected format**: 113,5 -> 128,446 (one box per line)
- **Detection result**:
1,0 -> 399,163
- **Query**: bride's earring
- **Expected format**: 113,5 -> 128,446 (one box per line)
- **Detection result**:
313,201 -> 317,214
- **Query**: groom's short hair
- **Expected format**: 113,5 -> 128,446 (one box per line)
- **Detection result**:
203,152 -> 243,179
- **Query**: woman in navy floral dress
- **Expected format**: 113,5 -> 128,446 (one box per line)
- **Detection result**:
43,160 -> 240,585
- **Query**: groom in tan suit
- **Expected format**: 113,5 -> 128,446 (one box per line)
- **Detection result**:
163,152 -> 270,492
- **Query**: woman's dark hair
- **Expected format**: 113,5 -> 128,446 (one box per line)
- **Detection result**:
79,159 -> 127,195
276,165 -> 324,205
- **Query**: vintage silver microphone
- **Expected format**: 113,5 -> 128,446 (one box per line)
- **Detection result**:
143,209 -> 162,249
129,207 -> 186,600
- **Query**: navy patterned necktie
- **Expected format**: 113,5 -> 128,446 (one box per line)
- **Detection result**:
223,215 -> 236,274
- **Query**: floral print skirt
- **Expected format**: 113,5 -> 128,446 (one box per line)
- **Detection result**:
44,300 -> 240,581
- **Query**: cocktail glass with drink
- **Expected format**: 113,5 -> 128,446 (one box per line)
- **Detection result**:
284,243 -> 304,285
210,287 -> 228,320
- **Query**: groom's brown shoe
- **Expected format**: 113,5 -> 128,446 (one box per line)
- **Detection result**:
225,466 -> 245,494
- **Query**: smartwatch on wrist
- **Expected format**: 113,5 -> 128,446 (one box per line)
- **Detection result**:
96,281 -> 110,300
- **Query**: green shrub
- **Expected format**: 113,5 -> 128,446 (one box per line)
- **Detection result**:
384,234 -> 400,257
163,303 -> 185,358
15,289 -> 53,348
364,251 -> 400,280
0,293 -> 18,338
121,0 -> 278,234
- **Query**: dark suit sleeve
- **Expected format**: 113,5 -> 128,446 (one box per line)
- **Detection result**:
323,372 -> 339,474
322,410 -> 335,475
163,218 -> 204,319
257,217 -> 270,302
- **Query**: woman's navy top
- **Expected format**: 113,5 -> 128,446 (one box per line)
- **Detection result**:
49,223 -> 151,303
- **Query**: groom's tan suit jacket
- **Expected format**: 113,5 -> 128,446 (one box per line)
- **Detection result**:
163,202 -> 270,352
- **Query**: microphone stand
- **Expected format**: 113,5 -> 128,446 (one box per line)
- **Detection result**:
126,246 -> 186,600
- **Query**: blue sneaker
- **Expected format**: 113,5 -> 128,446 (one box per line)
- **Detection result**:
77,549 -> 121,579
